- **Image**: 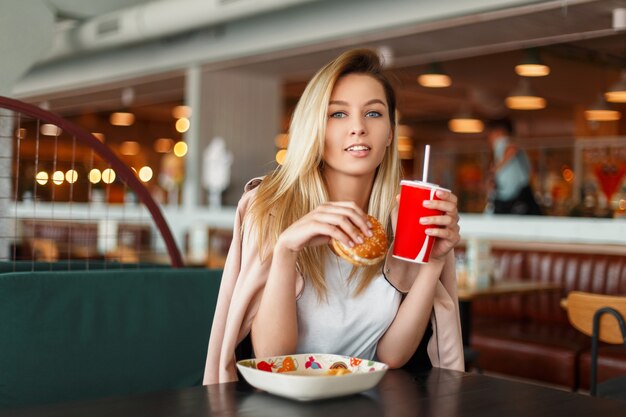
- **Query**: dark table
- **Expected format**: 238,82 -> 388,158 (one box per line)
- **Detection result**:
4,368 -> 626,417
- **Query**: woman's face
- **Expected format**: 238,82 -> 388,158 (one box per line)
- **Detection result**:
322,73 -> 392,181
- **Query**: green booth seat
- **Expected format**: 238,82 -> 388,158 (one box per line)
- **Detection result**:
0,268 -> 222,409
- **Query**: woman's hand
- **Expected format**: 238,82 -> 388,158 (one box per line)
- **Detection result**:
275,202 -> 372,254
419,189 -> 460,261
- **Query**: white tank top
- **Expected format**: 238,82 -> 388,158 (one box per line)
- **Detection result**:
295,250 -> 402,360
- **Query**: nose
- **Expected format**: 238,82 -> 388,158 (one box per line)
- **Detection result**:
350,118 -> 366,136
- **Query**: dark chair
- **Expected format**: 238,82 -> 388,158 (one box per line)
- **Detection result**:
566,291 -> 626,401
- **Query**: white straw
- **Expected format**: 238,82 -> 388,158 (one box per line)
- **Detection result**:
422,144 -> 430,183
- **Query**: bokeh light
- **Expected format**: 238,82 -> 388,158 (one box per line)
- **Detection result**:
276,149 -> 287,165
36,171 -> 49,185
173,141 -> 188,157
52,171 -> 64,185
89,168 -> 102,184
175,117 -> 190,133
102,168 -> 116,184
65,169 -> 78,184
138,166 -> 153,182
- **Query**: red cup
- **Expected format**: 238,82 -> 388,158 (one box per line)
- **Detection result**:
392,180 -> 449,264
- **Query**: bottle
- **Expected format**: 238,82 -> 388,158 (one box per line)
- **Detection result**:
455,254 -> 467,289
466,238 -> 492,288
613,186 -> 626,219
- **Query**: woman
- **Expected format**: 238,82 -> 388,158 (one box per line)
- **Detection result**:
204,49 -> 463,384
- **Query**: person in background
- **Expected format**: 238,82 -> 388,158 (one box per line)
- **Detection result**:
204,49 -> 463,384
485,118 -> 542,215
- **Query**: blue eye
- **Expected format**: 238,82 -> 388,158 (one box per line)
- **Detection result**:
330,112 -> 347,119
365,111 -> 382,118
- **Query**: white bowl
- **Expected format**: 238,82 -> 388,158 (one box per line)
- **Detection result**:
236,353 -> 388,401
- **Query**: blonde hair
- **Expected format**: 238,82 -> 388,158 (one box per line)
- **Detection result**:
247,48 -> 401,297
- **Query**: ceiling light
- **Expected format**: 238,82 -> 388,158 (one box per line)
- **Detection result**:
417,63 -> 451,88
397,136 -> 414,159
119,141 -> 140,156
605,69 -> 626,103
110,112 -> 135,126
448,107 -> 484,133
89,169 -> 102,184
515,49 -> 550,77
397,125 -> 414,159
65,169 -> 78,184
175,117 -> 190,133
276,149 -> 287,165
102,168 -> 116,184
173,141 -> 188,157
506,96 -> 546,110
52,171 -> 64,185
448,118 -> 484,133
450,113 -> 485,133
40,124 -> 62,136
585,95 -> 621,121
36,171 -> 49,185
154,138 -> 174,153
138,166 -> 153,182
274,133 -> 289,148
172,105 -> 191,119
505,79 -> 546,110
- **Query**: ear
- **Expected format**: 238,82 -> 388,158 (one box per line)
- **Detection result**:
386,130 -> 393,147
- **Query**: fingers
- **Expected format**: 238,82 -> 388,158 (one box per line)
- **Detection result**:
279,200 -> 378,253
424,218 -> 460,235
425,226 -> 453,238
420,214 -> 455,226
425,224 -> 460,250
420,190 -> 460,246
425,213 -> 461,248
422,190 -> 458,215
327,202 -> 372,231
312,221 -> 356,248
312,212 -> 365,247
315,202 -> 372,239
423,190 -> 458,213
279,218 -> 356,253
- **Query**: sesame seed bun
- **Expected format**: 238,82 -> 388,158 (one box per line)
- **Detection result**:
330,215 -> 388,266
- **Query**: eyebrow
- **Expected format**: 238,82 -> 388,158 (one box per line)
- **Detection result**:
328,99 -> 387,107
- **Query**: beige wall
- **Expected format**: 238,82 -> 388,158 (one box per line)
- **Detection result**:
199,70 -> 281,206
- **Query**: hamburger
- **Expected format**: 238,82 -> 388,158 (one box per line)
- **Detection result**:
330,215 -> 388,266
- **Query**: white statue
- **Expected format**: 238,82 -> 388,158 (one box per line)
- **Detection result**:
203,137 -> 233,208
159,152 -> 185,206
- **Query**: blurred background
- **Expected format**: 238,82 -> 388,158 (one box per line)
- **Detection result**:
2,0 -> 626,262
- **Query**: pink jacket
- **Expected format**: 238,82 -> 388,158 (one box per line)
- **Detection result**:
203,179 -> 464,384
